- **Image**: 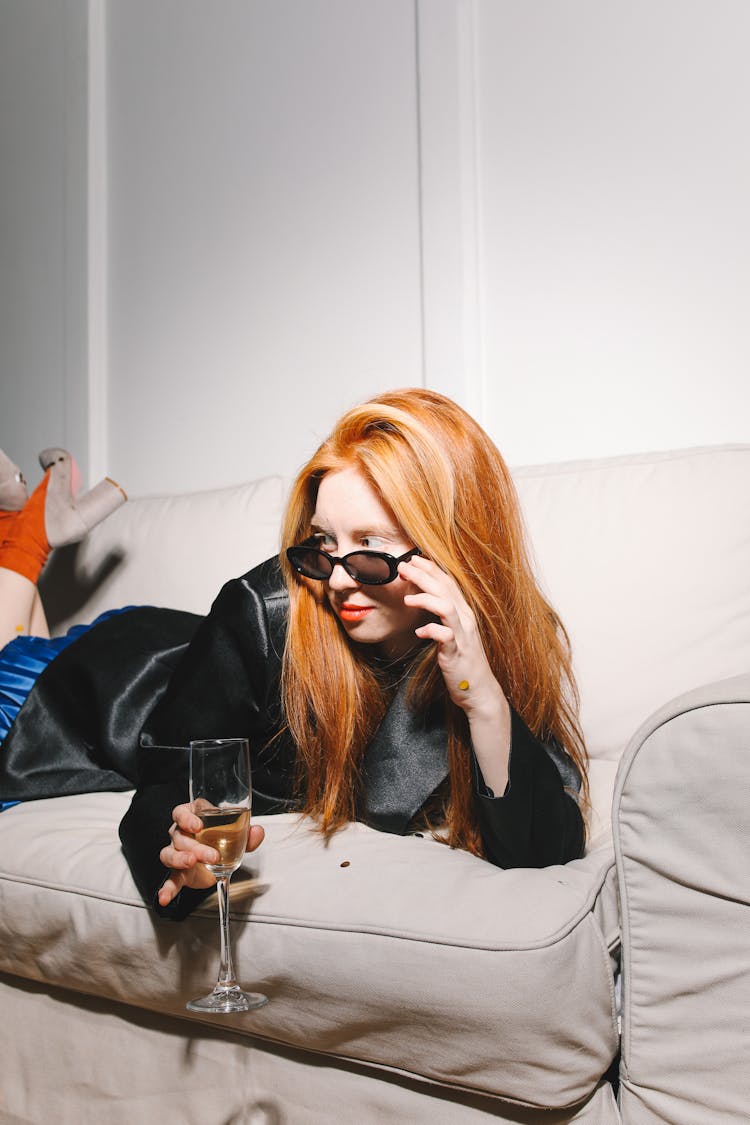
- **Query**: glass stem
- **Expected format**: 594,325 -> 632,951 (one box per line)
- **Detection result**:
215,875 -> 238,991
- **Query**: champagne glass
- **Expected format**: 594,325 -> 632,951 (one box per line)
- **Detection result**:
186,737 -> 268,1013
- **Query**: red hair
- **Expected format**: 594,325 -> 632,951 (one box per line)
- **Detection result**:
279,388 -> 588,854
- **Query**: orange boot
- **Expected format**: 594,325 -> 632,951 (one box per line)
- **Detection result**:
0,449 -> 127,584
37,448 -> 127,548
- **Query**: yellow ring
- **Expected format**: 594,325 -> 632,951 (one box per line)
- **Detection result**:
458,679 -> 470,691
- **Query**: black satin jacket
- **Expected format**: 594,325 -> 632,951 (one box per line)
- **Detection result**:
0,557 -> 584,917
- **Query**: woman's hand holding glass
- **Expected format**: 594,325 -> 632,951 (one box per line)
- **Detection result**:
159,806 -> 265,907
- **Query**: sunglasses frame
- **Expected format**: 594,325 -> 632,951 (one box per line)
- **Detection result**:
286,544 -> 421,586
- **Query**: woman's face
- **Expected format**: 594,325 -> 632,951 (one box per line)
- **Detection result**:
311,467 -> 428,660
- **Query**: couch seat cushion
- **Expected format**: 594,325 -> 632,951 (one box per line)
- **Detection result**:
0,791 -> 618,1110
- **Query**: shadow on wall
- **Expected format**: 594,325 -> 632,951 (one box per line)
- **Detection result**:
39,544 -> 125,634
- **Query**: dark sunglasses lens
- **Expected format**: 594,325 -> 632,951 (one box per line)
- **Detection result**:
345,552 -> 394,584
289,548 -> 332,580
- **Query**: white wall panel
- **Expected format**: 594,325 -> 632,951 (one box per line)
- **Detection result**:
105,0 -> 424,496
472,0 -> 750,465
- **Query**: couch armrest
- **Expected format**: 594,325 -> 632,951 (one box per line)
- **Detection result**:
614,673 -> 750,1124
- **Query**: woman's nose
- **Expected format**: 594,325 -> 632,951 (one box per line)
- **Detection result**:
327,560 -> 359,591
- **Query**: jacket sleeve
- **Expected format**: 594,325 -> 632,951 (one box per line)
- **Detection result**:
118,560 -> 295,917
139,568 -> 285,749
472,708 -> 585,868
0,607 -> 202,803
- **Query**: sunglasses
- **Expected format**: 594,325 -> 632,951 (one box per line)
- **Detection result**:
286,543 -> 421,586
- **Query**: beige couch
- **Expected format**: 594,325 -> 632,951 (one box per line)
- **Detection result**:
1,445 -> 749,1124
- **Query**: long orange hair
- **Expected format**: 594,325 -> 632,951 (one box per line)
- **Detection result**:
279,388 -> 587,855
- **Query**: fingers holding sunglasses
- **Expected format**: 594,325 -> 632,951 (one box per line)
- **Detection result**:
398,552 -> 452,594
401,558 -> 501,713
400,556 -> 472,630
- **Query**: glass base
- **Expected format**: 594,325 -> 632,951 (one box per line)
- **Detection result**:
186,985 -> 269,1014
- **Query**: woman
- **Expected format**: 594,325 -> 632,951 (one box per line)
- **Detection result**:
0,390 -> 587,918
130,389 -> 587,914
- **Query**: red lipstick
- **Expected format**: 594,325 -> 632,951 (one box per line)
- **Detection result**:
339,603 -> 373,621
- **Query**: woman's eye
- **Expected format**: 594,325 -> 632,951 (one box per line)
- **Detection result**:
361,536 -> 386,550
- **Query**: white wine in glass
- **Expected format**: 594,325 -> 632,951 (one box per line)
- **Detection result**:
186,737 -> 268,1014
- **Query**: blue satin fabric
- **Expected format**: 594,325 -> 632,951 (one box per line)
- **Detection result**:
0,608 -> 132,810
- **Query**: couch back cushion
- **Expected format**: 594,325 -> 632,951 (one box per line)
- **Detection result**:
40,445 -> 750,841
513,444 -> 750,840
40,475 -> 289,628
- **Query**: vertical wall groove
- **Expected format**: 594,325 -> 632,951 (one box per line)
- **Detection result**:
413,0 -> 428,389
87,0 -> 108,485
415,0 -> 484,421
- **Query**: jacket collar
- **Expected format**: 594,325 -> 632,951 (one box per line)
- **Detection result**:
360,677 -> 448,834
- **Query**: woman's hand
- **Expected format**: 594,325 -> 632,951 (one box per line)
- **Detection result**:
157,803 -> 265,908
399,554 -> 512,794
399,555 -> 501,711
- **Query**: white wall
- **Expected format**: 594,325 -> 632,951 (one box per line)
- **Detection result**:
2,0 -> 749,498
473,0 -> 750,465
105,0 -> 424,494
0,0 -> 89,480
